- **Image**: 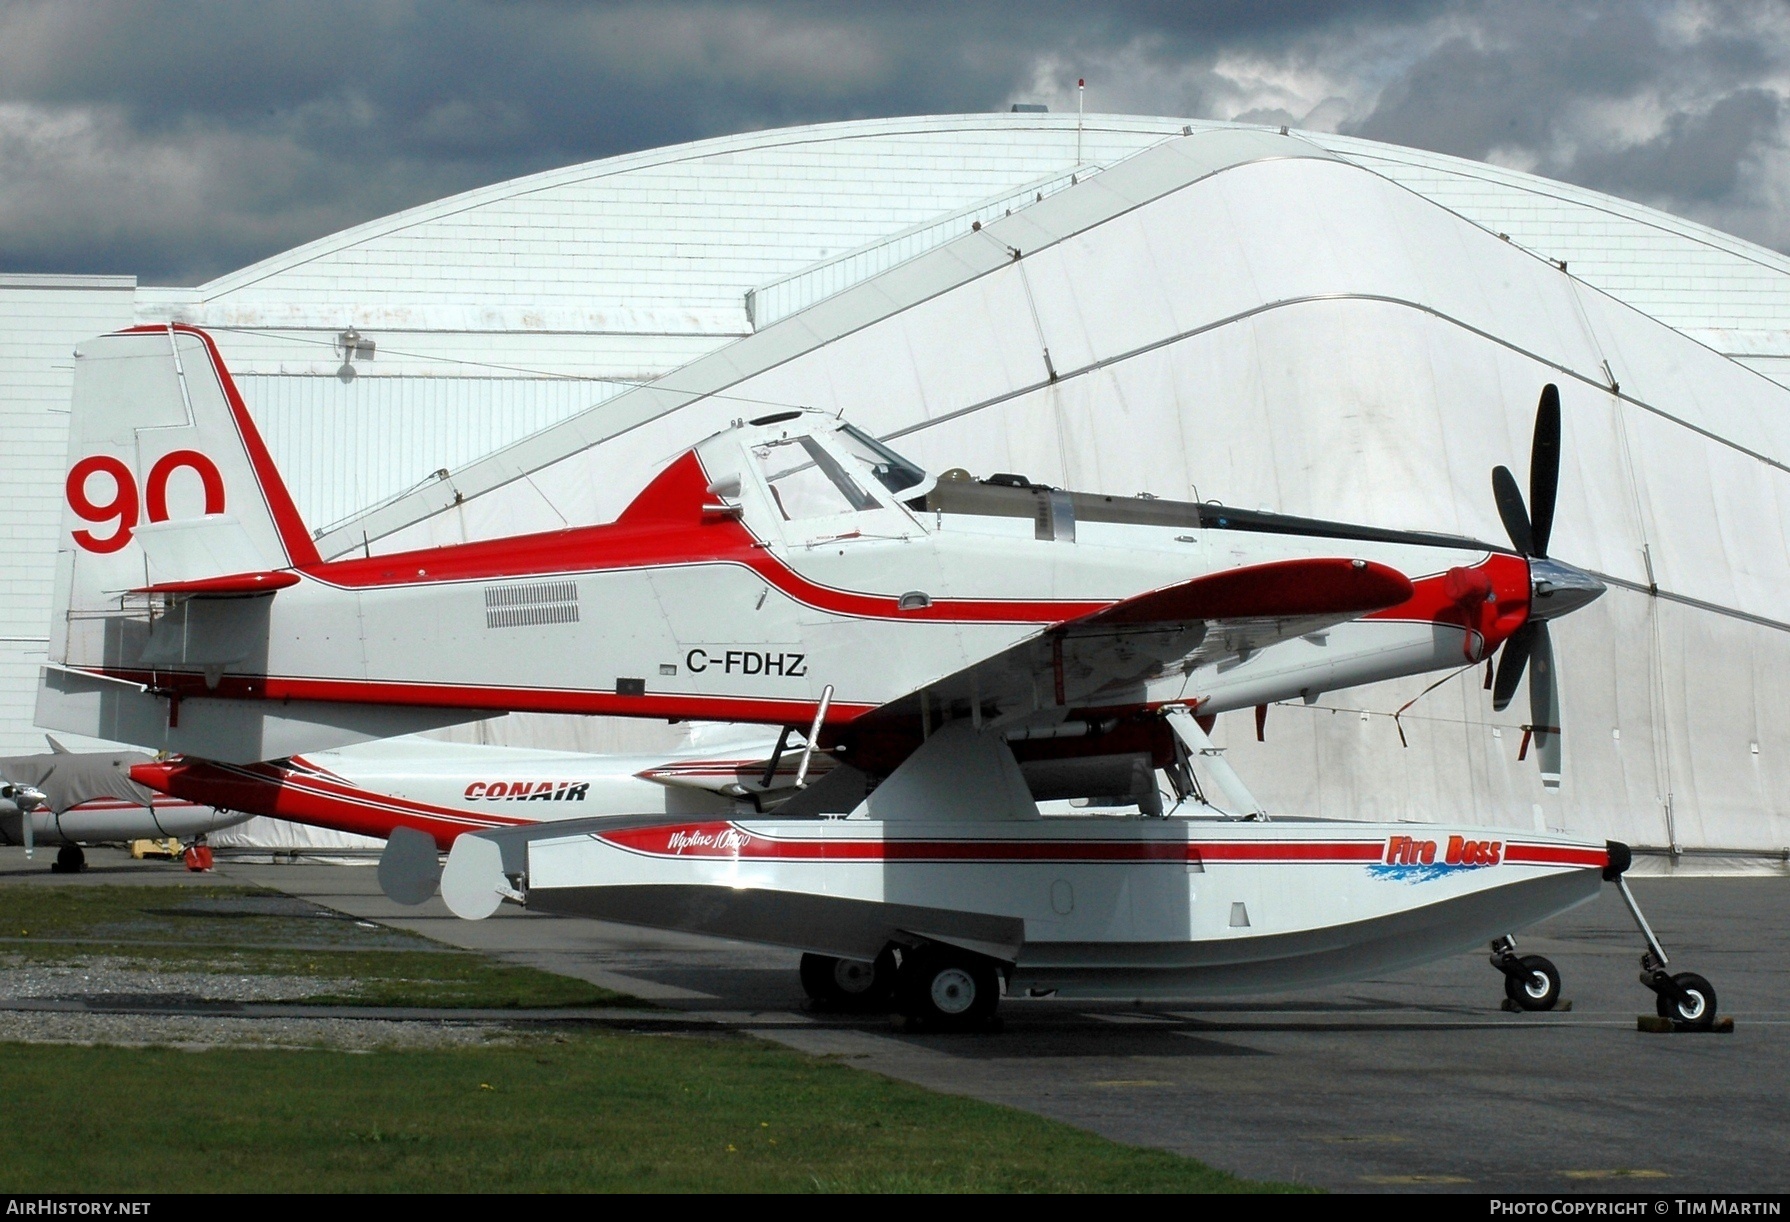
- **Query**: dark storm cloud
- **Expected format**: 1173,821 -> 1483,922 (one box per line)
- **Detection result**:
1349,6 -> 1665,159
0,2 -> 1042,279
4,0 -> 1790,282
1573,88 -> 1785,203
0,2 -> 1416,154
1345,2 -> 1790,237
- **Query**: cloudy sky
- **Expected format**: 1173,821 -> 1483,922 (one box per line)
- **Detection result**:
3,0 -> 1788,284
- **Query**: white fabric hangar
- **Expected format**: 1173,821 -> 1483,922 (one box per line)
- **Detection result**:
2,112 -> 1787,870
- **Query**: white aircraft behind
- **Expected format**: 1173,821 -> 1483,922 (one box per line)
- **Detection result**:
130,725 -> 821,897
1,738 -> 248,871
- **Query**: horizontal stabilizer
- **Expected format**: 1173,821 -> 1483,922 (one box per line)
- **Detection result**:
133,515 -> 271,588
35,665 -> 497,764
133,571 -> 299,595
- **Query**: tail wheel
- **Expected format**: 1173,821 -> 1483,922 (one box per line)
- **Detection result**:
1655,972 -> 1717,1030
1503,955 -> 1561,1011
896,947 -> 1000,1030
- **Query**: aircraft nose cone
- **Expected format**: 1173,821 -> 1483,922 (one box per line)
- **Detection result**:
1529,556 -> 1606,621
0,783 -> 46,811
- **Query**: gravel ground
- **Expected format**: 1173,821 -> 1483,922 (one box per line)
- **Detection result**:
0,956 -> 515,1050
0,956 -> 348,1003
0,1010 -> 516,1050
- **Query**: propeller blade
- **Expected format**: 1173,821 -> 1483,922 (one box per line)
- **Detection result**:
1491,622 -> 1535,712
1529,623 -> 1561,790
1528,384 -> 1561,558
1491,465 -> 1533,556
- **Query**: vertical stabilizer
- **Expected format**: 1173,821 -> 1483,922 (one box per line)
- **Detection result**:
53,325 -> 317,666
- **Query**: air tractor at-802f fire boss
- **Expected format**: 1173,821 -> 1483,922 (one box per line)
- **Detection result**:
39,324 -> 1716,1030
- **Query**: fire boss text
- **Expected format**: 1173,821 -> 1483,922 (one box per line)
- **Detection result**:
1384,834 -> 1504,866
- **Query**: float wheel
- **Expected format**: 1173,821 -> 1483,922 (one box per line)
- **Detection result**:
896,947 -> 1000,1030
1654,972 -> 1716,1030
800,950 -> 895,1008
1503,955 -> 1561,1011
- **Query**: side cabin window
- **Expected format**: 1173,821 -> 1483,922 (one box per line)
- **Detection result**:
755,437 -> 879,521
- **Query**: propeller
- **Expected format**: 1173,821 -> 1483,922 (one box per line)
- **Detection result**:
1486,384 -> 1601,790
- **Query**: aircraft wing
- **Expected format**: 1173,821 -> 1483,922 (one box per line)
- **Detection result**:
863,557 -> 1414,728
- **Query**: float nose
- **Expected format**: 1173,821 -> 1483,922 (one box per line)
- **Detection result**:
1528,556 -> 1605,622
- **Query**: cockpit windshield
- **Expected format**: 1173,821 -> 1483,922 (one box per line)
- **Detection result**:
837,424 -> 929,496
754,436 -> 879,520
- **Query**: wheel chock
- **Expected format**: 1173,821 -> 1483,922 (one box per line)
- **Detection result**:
1636,1015 -> 1734,1033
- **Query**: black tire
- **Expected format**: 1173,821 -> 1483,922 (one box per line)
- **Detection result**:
895,947 -> 1000,1030
51,845 -> 85,874
799,951 -> 895,1009
1655,972 -> 1717,1030
1503,955 -> 1561,1011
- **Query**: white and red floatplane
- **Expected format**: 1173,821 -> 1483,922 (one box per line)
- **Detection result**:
43,324 -> 1714,1029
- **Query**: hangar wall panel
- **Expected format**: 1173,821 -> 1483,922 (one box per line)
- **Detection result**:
0,276 -> 135,753
352,131 -> 1789,857
237,373 -> 626,532
1334,138 -> 1790,346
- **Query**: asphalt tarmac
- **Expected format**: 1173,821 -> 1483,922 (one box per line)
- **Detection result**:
5,846 -> 1785,1194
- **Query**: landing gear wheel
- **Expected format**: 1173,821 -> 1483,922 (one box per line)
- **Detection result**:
50,845 -> 85,874
1503,955 -> 1561,1011
799,950 -> 895,1009
1654,972 -> 1717,1030
895,947 -> 1000,1031
1610,850 -> 1720,1032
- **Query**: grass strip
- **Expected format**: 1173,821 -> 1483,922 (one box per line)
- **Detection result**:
7,944 -> 627,1009
0,884 -> 628,1009
0,1031 -> 1300,1193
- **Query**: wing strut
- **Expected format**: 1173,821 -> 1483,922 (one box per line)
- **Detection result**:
793,684 -> 833,789
1165,707 -> 1268,820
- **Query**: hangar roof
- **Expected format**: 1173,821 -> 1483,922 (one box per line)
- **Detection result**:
139,111 -> 1790,364
317,123 -> 1790,848
121,111 -> 1790,535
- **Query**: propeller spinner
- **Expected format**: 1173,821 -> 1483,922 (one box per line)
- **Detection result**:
1488,384 -> 1605,789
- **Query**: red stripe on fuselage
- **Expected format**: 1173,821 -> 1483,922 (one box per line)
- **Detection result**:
283,456 -> 1452,631
597,821 -> 1391,864
596,823 -> 1605,869
96,669 -> 879,726
292,452 -> 1108,624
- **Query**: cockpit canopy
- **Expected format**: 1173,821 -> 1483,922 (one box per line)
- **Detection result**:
708,411 -> 936,529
